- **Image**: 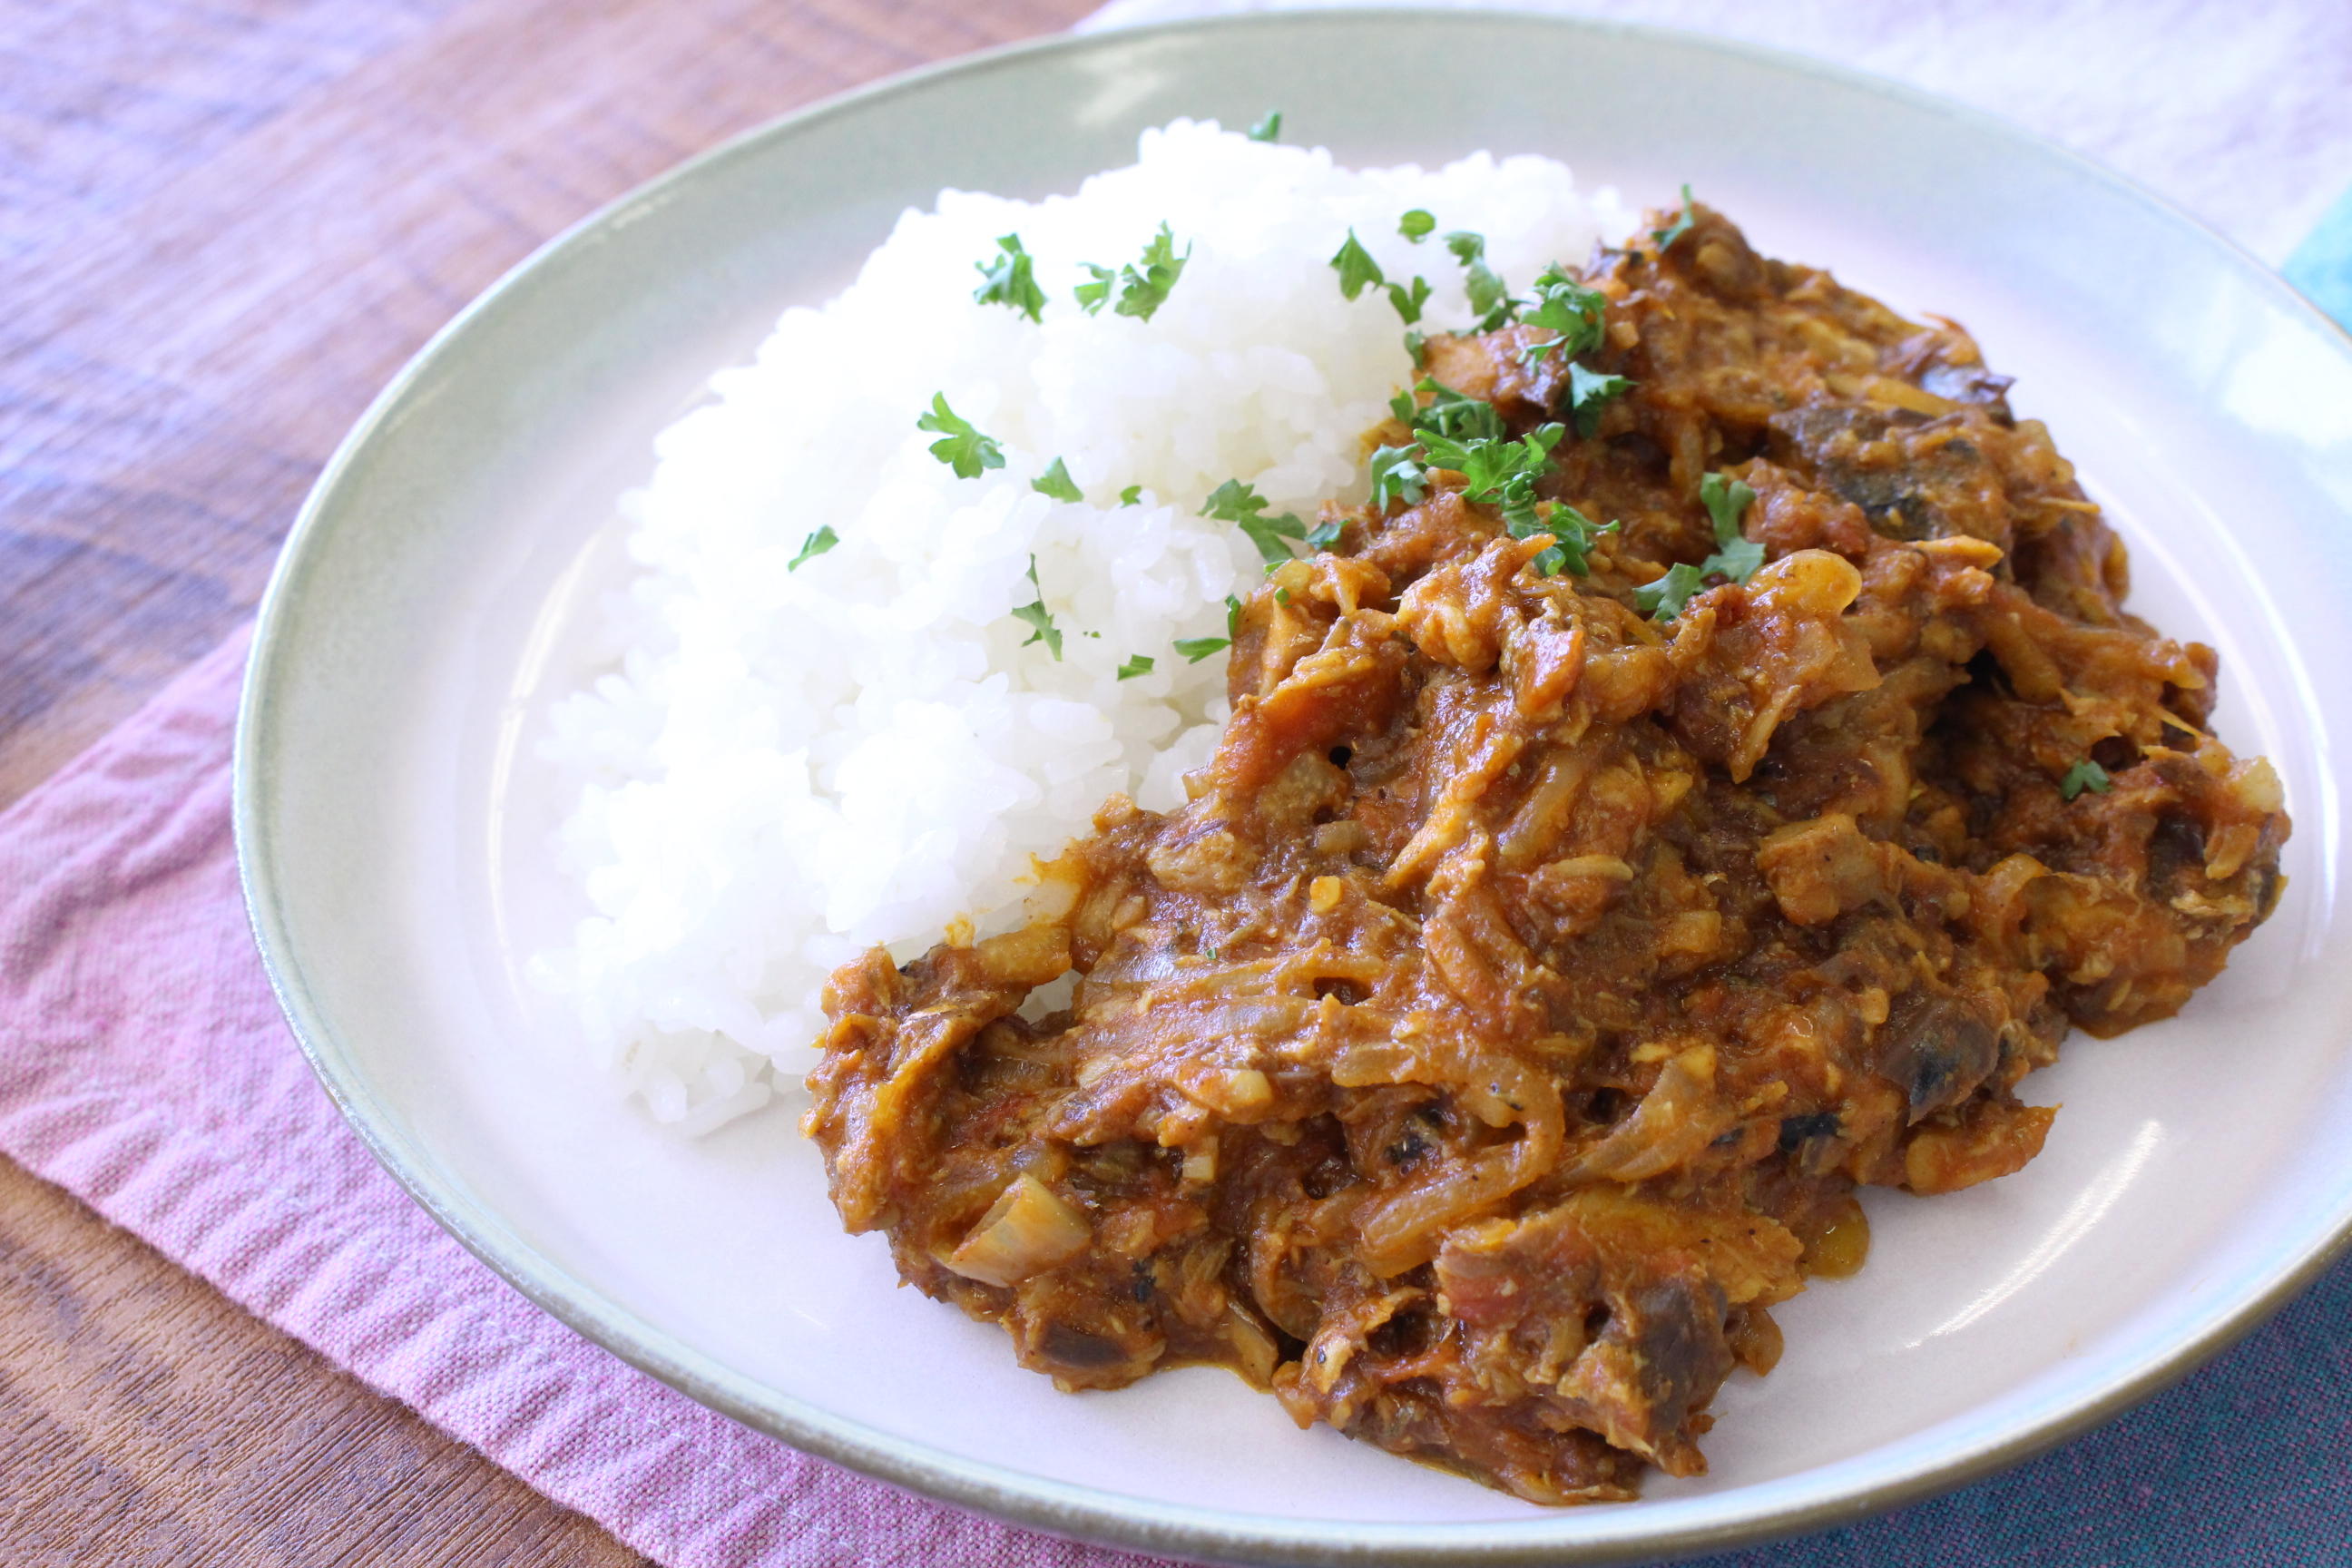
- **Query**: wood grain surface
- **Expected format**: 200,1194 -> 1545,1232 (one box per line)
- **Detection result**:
0,1156 -> 653,1565
0,0 -> 1093,1557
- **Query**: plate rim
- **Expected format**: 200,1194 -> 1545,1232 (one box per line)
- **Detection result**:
233,8 -> 2352,1563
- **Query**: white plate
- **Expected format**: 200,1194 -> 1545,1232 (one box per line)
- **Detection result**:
236,12 -> 2352,1563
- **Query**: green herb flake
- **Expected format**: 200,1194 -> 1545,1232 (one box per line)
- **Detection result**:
1566,360 -> 1633,437
1305,516 -> 1345,550
1246,110 -> 1283,143
1074,261 -> 1116,316
1031,456 -> 1084,503
1385,274 -> 1432,326
1399,209 -> 1436,242
1010,554 -> 1062,659
1202,478 -> 1308,570
916,394 -> 1004,478
1404,376 -> 1505,444
1106,223 -> 1191,322
1116,653 -> 1156,681
972,233 -> 1046,322
1651,183 -> 1699,254
1444,230 -> 1515,330
1513,500 -> 1615,578
1119,484 -> 1143,507
1367,444 -> 1428,512
1403,328 -> 1427,367
1405,419 -> 1600,577
1634,471 -> 1759,620
1330,230 -> 1386,301
1516,266 -> 1611,366
1273,585 -> 1291,606
1012,604 -> 1064,660
1697,471 -> 1763,583
2061,760 -> 2115,800
1496,489 -> 1550,571
1700,471 -> 1756,540
1635,561 -> 1707,621
1175,635 -> 1230,663
1417,421 -> 1564,505
787,524 -> 838,572
1696,537 -> 1761,590
1226,593 -> 1244,636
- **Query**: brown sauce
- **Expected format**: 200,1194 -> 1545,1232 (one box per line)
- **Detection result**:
804,204 -> 2289,1503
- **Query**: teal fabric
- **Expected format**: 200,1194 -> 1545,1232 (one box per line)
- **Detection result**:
2285,183 -> 2352,330
1690,1254 -> 2352,1566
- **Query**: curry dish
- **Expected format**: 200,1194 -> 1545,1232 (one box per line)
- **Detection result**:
805,204 -> 2289,1502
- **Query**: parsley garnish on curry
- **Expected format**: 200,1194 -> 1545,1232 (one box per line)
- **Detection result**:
805,201 -> 2288,1504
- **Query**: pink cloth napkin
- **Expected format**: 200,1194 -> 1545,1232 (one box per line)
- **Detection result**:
0,626 -> 1170,1568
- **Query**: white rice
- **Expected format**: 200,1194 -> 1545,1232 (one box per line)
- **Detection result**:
533,120 -> 1626,1134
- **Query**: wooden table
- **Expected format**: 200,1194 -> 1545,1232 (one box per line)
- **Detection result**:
0,1 -> 1095,1557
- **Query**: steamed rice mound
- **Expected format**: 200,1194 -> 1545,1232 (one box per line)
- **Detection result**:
534,121 -> 1626,1133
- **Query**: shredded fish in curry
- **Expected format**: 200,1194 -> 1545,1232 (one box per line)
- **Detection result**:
805,204 -> 2289,1503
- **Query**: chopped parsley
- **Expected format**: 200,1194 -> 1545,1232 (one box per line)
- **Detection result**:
1416,421 -> 1564,505
1331,230 -> 1385,300
1496,481 -> 1544,544
972,233 -> 1045,322
1119,484 -> 1143,506
1399,209 -> 1436,242
916,394 -> 1004,478
1516,265 -> 1610,365
1010,554 -> 1062,659
1637,472 -> 1761,621
1423,422 -> 1609,579
1175,635 -> 1230,662
1202,478 -> 1308,570
787,524 -> 838,571
1494,264 -> 1632,435
1567,360 -> 1633,436
1386,275 -> 1432,326
1514,500 -> 1614,578
1403,328 -> 1427,366
1698,472 -> 1763,582
1031,457 -> 1084,503
1634,562 -> 1707,620
1305,515 -> 1345,550
1651,183 -> 1699,253
1390,376 -> 1504,444
1087,222 -> 1191,322
1116,653 -> 1156,681
1438,430 -> 1559,548
1226,593 -> 1243,636
1381,378 -> 1622,579
2062,759 -> 2115,800
1367,444 -> 1428,511
1443,230 -> 1514,330
1246,110 -> 1283,142
1382,381 -> 1620,576
1074,261 -> 1116,315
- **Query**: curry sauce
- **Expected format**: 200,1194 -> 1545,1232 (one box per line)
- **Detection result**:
806,205 -> 2288,1502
